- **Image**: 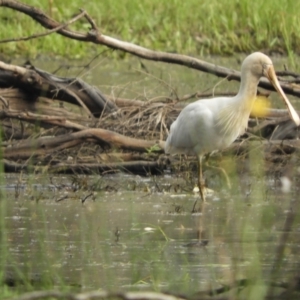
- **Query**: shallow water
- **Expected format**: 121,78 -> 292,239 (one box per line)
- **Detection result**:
2,170 -> 300,296
3,55 -> 300,297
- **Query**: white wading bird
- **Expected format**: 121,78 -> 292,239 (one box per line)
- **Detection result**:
165,52 -> 300,211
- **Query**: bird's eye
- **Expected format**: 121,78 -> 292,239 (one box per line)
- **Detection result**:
262,63 -> 269,75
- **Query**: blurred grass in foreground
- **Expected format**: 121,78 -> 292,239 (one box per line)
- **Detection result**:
0,152 -> 299,299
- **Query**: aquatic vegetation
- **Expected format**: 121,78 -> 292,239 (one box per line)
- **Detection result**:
0,0 -> 300,58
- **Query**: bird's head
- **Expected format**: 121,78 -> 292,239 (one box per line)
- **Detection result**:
242,52 -> 300,126
241,52 -> 273,79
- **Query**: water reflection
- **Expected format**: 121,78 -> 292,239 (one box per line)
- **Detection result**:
1,172 -> 300,296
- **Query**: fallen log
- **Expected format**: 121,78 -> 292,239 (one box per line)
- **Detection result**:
3,159 -> 164,176
0,108 -> 87,131
0,61 -> 116,117
3,128 -> 164,159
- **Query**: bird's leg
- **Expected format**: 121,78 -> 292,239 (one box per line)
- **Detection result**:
192,155 -> 206,213
197,199 -> 206,241
204,154 -> 231,189
198,156 -> 206,201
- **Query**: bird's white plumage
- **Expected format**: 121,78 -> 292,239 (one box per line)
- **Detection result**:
166,96 -> 249,155
165,52 -> 300,209
165,52 -> 299,157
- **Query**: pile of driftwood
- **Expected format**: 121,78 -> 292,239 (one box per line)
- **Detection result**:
1,59 -> 299,177
0,61 -> 170,175
1,0 -> 300,176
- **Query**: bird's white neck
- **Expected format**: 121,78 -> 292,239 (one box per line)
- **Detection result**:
215,70 -> 261,140
235,71 -> 260,108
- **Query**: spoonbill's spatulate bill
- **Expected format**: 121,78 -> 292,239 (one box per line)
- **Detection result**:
165,52 -> 300,211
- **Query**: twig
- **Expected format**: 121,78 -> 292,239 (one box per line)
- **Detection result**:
276,70 -> 300,78
81,192 -> 94,203
179,91 -> 236,102
0,10 -> 86,43
247,116 -> 291,134
55,195 -> 69,202
81,8 -> 98,31
0,109 -> 88,131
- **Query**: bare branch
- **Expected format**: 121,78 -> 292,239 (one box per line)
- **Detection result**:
1,0 -> 300,97
3,127 -> 165,159
0,10 -> 86,43
0,109 -> 87,130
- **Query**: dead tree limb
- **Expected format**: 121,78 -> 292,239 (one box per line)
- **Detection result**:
0,60 -> 116,117
226,138 -> 300,155
50,160 -> 164,175
3,128 -> 165,159
0,109 -> 87,131
3,159 -> 164,175
0,9 -> 86,43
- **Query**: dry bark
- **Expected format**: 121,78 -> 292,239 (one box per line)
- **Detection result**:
0,61 -> 116,117
3,128 -> 164,159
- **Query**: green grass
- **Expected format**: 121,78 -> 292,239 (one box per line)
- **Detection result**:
0,0 -> 300,58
